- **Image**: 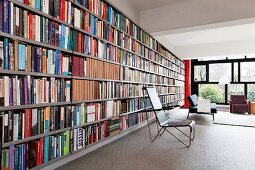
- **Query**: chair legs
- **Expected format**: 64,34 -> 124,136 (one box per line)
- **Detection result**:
187,111 -> 190,119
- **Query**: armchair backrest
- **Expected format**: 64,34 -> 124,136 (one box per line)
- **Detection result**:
230,95 -> 246,104
145,87 -> 168,126
197,99 -> 211,113
187,94 -> 198,107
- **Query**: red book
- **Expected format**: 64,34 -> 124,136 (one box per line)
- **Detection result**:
62,0 -> 66,22
59,0 -> 63,20
29,140 -> 40,167
60,53 -> 63,75
29,14 -> 33,40
79,57 -> 84,77
78,33 -> 82,52
25,109 -> 32,138
72,56 -> 79,76
39,138 -> 44,165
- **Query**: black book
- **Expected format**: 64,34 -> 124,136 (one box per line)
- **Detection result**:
55,107 -> 60,130
8,111 -> 13,142
18,112 -> 22,139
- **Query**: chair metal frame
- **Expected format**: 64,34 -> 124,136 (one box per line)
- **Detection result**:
143,86 -> 195,147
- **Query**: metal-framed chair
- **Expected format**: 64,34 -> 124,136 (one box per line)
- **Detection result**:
143,86 -> 195,147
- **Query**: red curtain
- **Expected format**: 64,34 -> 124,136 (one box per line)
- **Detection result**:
183,60 -> 191,108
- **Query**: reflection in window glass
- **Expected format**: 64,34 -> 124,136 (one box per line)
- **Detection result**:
194,65 -> 206,82
198,84 -> 225,103
228,84 -> 244,101
247,84 -> 255,102
209,63 -> 231,82
241,62 -> 255,82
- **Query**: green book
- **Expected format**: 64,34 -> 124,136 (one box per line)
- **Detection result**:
64,131 -> 70,155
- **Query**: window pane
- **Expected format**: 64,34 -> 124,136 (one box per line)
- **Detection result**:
198,84 -> 225,103
194,65 -> 206,82
233,62 -> 238,82
247,84 -> 255,102
209,63 -> 231,82
228,84 -> 244,101
240,62 -> 255,82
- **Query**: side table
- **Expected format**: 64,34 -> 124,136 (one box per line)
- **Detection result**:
249,102 -> 255,115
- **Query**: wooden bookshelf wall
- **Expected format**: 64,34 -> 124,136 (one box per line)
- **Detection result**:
0,0 -> 185,169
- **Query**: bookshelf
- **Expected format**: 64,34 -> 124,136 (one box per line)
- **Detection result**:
0,0 -> 185,169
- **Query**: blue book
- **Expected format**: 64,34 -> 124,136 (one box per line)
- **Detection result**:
55,50 -> 60,74
22,144 -> 26,170
44,136 -> 49,163
61,24 -> 66,49
18,44 -> 26,70
73,107 -> 77,126
18,145 -> 22,170
4,38 -> 9,69
3,0 -> 9,33
36,0 -> 41,11
14,148 -> 19,170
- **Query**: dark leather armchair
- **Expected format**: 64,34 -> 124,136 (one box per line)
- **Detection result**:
229,95 -> 249,113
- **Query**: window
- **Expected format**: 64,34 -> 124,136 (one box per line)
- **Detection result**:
199,84 -> 225,103
194,65 -> 206,82
228,84 -> 244,101
209,63 -> 231,82
247,84 -> 255,102
240,62 -> 255,82
233,62 -> 238,82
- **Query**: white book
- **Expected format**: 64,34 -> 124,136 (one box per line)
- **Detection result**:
65,80 -> 70,102
74,8 -> 80,28
73,129 -> 77,151
4,76 -> 9,106
13,114 -> 19,141
46,80 -> 49,103
67,2 -> 72,24
12,76 -> 16,105
65,27 -> 69,49
15,7 -> 19,35
22,112 -> 25,139
9,2 -> 14,35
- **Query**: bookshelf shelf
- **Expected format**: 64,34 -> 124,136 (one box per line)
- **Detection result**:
0,69 -> 72,78
0,102 -> 72,111
0,0 -> 185,169
0,31 -> 73,54
2,127 -> 72,148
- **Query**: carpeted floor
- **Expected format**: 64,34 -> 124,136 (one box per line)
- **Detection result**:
57,109 -> 255,170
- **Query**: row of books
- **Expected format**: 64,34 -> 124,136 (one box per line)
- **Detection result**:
85,58 -> 120,80
121,67 -> 185,83
0,107 -> 72,143
120,112 -> 155,131
71,101 -> 120,127
0,76 -> 71,106
1,130 -> 70,169
155,86 -> 184,94
0,38 -> 71,75
72,80 -> 120,101
23,0 -> 72,24
71,122 -> 108,151
6,4 -> 72,50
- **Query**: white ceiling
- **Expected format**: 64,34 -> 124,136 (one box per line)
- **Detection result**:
128,0 -> 191,10
159,23 -> 255,46
155,23 -> 255,59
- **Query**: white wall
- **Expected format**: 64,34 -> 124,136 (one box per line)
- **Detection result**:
107,0 -> 140,24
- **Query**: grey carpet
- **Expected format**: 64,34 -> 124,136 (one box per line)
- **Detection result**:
57,109 -> 255,170
214,112 -> 255,127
